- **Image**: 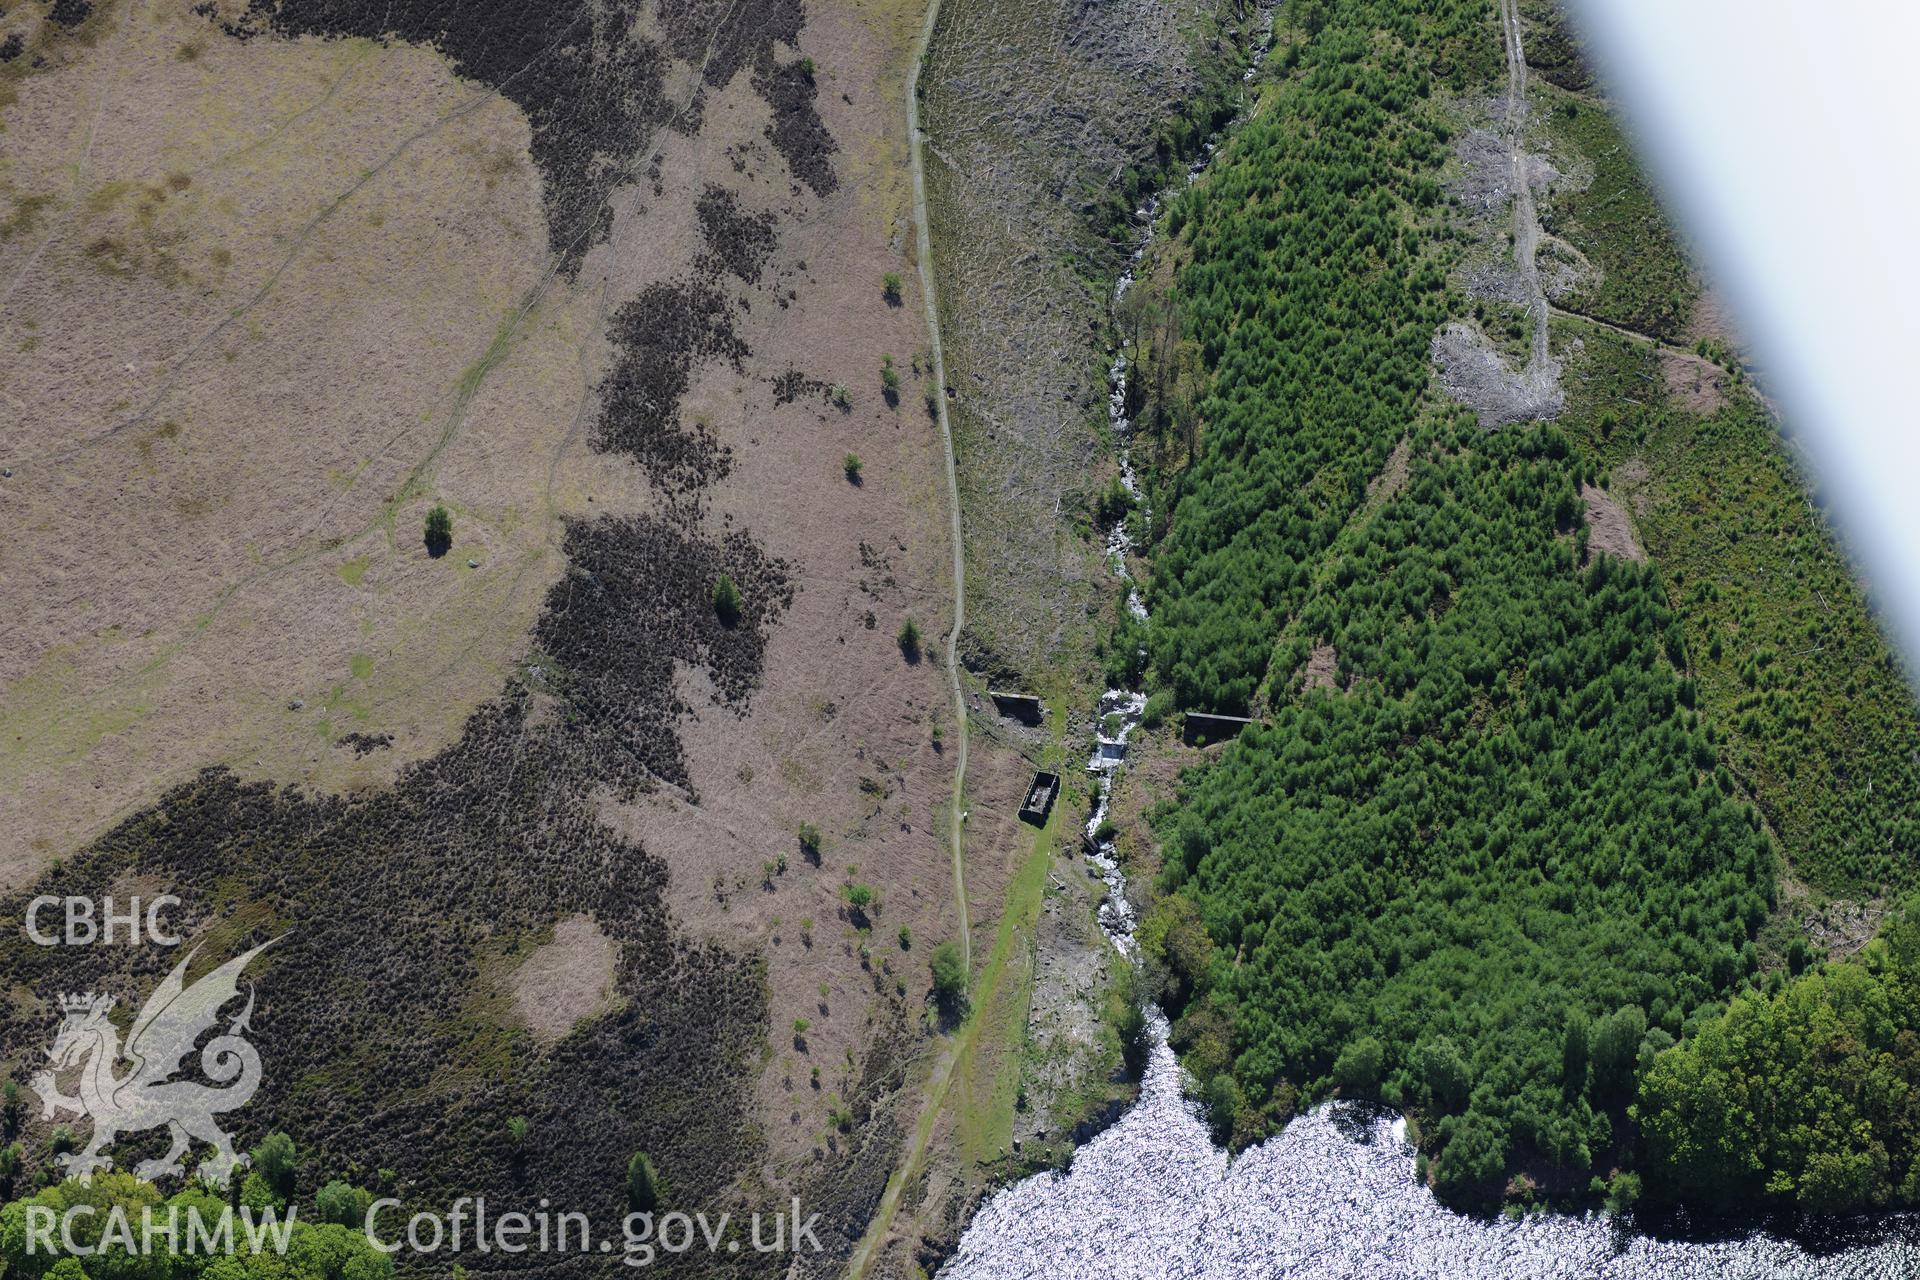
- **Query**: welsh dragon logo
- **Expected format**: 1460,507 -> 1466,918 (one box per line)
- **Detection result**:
32,940 -> 278,1187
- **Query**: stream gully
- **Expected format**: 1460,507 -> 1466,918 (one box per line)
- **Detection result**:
938,19 -> 1918,1279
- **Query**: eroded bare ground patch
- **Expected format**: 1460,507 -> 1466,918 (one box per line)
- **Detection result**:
1436,8 -> 1569,431
510,915 -> 619,1046
1016,869 -> 1120,1149
1576,480 -> 1644,562
1300,640 -> 1341,692
1776,872 -> 1889,964
1685,286 -> 1742,351
1660,347 -> 1729,416
1,0 -> 960,1268
1364,436 -> 1413,507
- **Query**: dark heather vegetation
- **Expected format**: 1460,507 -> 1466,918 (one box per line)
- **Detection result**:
1125,0 -> 1849,1209
244,0 -> 835,271
594,281 -> 746,504
0,2 -> 871,1265
0,511 -> 794,1276
695,184 -> 779,285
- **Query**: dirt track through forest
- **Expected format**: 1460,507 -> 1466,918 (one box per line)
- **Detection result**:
1500,0 -> 1550,371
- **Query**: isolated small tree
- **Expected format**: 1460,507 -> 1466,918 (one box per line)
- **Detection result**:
897,925 -> 912,950
930,940 -> 967,1015
830,384 -> 852,411
880,355 -> 900,407
423,504 -> 453,557
316,1180 -> 368,1227
713,574 -> 742,628
843,454 -> 863,483
798,822 -> 823,864
251,1132 -> 297,1196
881,272 -> 903,304
627,1151 -> 664,1213
506,1115 -> 529,1145
897,617 -> 922,662
1603,1170 -> 1642,1215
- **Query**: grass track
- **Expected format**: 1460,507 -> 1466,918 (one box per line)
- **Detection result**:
845,784 -> 1060,1279
908,0 -> 975,976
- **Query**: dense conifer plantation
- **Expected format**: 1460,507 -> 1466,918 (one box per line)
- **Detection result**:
1136,0 -> 1781,1203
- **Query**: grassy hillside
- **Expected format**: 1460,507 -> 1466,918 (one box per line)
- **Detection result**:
1536,96 -> 1696,340
923,0 -> 1256,687
1552,325 -> 1920,898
